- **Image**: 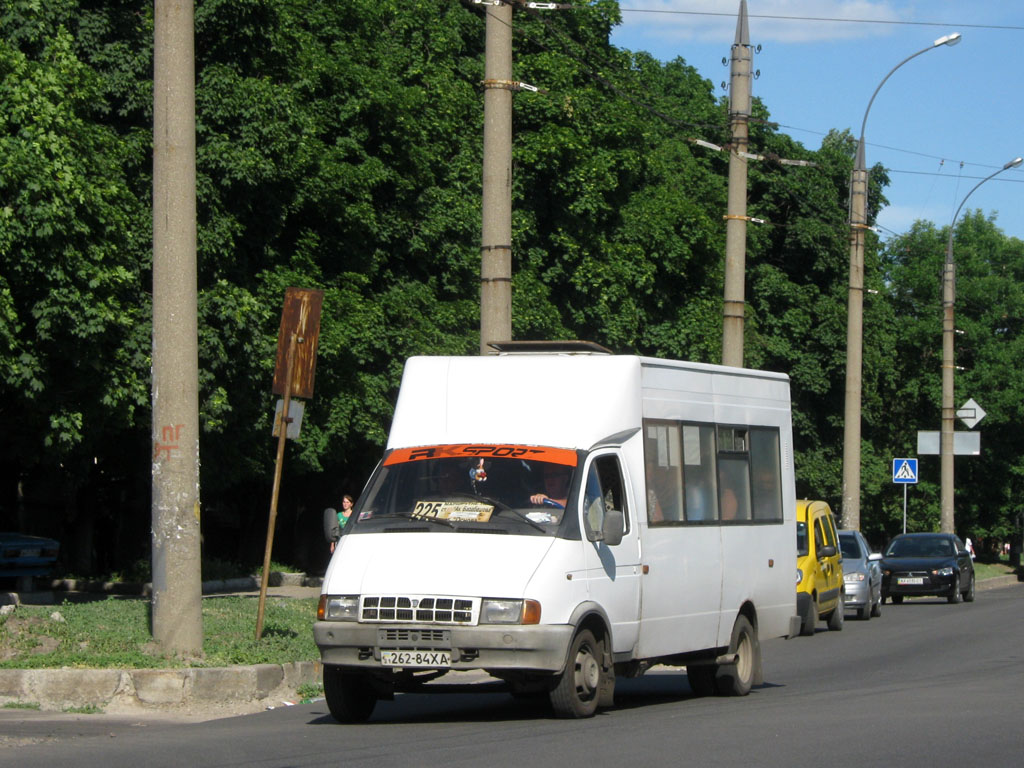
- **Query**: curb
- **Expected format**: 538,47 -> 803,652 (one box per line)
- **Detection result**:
0,574 -> 324,715
976,573 -> 1020,591
0,661 -> 322,715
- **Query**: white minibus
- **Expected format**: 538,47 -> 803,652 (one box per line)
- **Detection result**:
315,341 -> 799,720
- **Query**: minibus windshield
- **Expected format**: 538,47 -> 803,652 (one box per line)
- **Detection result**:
350,444 -> 578,535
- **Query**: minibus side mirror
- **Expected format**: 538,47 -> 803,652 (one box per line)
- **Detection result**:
818,544 -> 836,559
601,509 -> 624,546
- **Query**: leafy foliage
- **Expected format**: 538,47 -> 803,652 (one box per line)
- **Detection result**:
2,0 -> 1021,575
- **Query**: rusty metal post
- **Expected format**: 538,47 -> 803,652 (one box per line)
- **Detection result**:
256,334 -> 297,641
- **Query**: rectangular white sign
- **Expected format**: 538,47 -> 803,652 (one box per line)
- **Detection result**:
916,431 -> 980,456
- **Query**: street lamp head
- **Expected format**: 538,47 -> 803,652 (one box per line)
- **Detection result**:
934,32 -> 962,47
1005,157 -> 1023,170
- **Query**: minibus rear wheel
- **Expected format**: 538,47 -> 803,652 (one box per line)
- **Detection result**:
714,615 -> 757,697
324,666 -> 377,723
550,629 -> 602,718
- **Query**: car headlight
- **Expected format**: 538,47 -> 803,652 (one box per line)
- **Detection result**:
480,599 -> 541,625
318,594 -> 360,621
844,572 -> 866,583
796,568 -> 804,585
932,566 -> 955,577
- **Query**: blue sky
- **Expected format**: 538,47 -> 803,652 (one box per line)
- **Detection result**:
609,1 -> 1024,242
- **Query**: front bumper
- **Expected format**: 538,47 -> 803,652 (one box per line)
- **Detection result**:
843,579 -> 871,607
882,573 -> 956,598
314,621 -> 574,673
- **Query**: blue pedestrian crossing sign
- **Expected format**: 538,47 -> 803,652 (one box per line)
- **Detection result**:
892,458 -> 918,484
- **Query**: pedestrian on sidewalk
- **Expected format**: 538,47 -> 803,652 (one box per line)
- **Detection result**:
324,494 -> 354,553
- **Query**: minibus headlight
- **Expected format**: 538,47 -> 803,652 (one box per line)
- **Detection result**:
480,599 -> 541,625
318,594 -> 359,621
795,568 -> 803,585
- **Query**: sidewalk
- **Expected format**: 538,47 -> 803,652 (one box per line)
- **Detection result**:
0,573 -> 324,718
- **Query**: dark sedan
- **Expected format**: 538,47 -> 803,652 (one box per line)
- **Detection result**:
881,532 -> 975,604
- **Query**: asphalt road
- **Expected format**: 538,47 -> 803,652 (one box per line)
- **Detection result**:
4,583 -> 1022,768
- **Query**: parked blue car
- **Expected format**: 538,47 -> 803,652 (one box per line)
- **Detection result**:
0,532 -> 60,591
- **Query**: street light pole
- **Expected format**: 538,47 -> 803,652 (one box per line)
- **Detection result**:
840,33 -> 961,532
941,156 -> 1022,533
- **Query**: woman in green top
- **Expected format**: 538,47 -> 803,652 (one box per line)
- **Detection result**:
324,494 -> 354,553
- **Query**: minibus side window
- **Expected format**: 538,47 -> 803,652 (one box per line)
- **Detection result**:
643,423 -> 684,523
749,428 -> 783,522
717,427 -> 752,521
682,424 -> 717,522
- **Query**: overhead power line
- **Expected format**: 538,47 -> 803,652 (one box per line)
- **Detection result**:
889,168 -> 1024,182
619,7 -> 1024,32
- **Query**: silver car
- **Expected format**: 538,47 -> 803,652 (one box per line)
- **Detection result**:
838,529 -> 882,620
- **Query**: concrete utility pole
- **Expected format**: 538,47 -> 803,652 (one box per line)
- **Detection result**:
841,137 -> 868,533
479,1 -> 513,354
151,0 -> 203,655
839,32 -> 961,532
721,1 -> 752,368
940,157 -> 1022,533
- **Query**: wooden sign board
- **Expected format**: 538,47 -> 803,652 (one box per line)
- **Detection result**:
272,288 -> 323,399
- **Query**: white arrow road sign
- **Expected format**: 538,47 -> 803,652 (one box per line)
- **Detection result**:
957,397 -> 986,429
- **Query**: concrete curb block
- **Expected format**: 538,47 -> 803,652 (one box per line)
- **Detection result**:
0,661 -> 322,714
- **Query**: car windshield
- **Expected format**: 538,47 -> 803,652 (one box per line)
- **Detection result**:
348,444 -> 577,536
839,534 -> 863,560
886,536 -> 954,558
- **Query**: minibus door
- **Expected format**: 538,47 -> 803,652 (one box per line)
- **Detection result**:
580,453 -> 642,654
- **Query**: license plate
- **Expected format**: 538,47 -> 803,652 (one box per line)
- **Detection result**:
380,650 -> 451,668
897,577 -> 924,585
20,548 -> 41,558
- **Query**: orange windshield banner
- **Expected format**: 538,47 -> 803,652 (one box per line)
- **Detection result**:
385,444 -> 577,467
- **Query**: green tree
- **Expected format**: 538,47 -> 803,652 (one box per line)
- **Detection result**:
882,212 -> 1024,546
0,4 -> 151,570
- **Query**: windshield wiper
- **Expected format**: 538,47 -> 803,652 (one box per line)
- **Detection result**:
383,512 -> 456,530
494,507 -> 550,533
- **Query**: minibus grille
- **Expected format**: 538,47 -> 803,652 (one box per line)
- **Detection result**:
360,595 -> 479,624
379,629 -> 449,644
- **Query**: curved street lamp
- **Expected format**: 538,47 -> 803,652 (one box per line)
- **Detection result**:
841,32 -> 961,532
940,156 -> 1023,533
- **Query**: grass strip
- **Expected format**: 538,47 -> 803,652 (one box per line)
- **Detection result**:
0,595 -> 319,669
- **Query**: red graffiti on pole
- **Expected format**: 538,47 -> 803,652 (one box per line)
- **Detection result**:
154,424 -> 184,460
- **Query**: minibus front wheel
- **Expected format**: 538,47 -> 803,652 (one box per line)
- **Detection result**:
324,665 -> 377,723
550,629 -> 603,718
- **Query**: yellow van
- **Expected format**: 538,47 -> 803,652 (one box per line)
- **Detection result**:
796,500 -> 844,635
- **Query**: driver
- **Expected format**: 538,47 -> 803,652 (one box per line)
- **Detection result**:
530,464 -> 570,508
437,464 -> 464,496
